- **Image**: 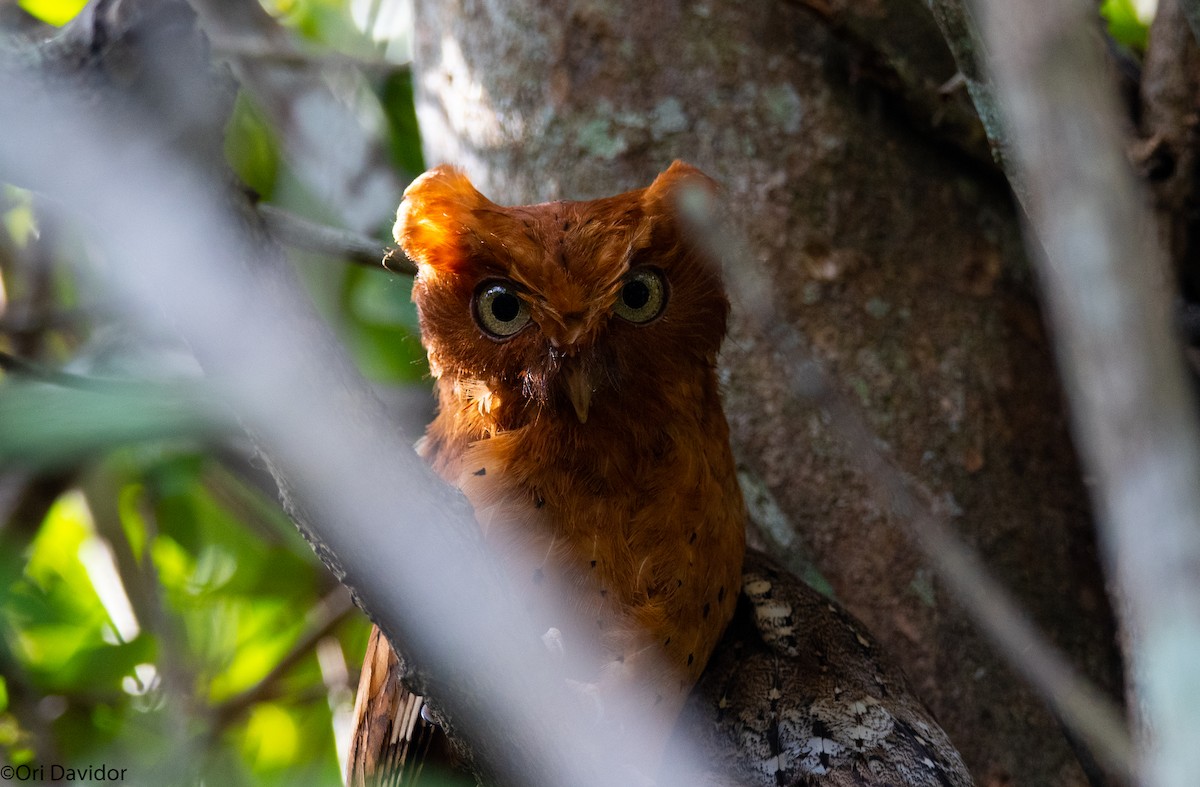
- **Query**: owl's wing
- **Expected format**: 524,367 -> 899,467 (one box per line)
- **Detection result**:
670,548 -> 973,787
346,625 -> 460,787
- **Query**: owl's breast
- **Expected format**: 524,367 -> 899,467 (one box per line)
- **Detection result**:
426,392 -> 746,690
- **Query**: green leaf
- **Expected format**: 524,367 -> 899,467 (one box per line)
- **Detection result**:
224,93 -> 281,199
0,382 -> 230,470
340,266 -> 428,382
379,71 -> 425,179
16,0 -> 87,27
1101,0 -> 1151,52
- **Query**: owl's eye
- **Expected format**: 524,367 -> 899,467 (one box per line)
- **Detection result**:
473,281 -> 531,339
613,268 -> 667,324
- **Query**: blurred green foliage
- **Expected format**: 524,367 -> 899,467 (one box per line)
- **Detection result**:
1,1 -> 433,784
1101,0 -> 1153,53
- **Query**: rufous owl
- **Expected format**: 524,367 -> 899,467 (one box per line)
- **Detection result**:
346,163 -> 974,787
347,161 -> 747,785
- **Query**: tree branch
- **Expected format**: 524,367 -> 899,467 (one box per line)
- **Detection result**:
256,203 -> 412,273
0,3 -> 694,784
679,185 -> 1135,780
977,0 -> 1200,783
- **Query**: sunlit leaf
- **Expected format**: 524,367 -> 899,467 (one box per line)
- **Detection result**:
16,0 -> 87,27
243,702 -> 299,769
2,186 -> 37,249
1101,0 -> 1151,52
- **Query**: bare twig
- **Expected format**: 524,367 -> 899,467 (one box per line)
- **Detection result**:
256,203 -> 410,272
0,349 -> 156,393
208,34 -> 410,74
978,1 -> 1200,784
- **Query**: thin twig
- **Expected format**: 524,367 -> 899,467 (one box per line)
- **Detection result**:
209,35 -> 410,74
0,349 -> 172,394
256,204 -> 413,273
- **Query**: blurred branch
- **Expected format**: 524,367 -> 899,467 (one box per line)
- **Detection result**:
212,588 -> 355,727
0,2 -> 675,784
978,0 -> 1200,784
187,0 -> 400,233
257,203 -> 412,273
679,188 -> 1135,780
0,349 -> 156,393
209,34 -> 410,74
0,381 -> 233,468
0,309 -> 88,336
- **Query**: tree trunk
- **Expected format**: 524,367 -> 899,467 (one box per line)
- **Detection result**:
411,1 -> 1124,784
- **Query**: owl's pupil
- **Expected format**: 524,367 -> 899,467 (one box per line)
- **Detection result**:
623,280 -> 651,310
491,292 -> 521,322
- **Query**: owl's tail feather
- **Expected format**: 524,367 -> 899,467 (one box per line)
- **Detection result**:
345,625 -> 461,787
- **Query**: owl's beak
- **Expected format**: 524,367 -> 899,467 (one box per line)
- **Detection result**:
564,366 -> 594,423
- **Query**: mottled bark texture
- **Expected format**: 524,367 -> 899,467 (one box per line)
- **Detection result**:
410,1 -> 1123,784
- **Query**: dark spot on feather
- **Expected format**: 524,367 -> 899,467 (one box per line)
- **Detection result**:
677,579 -> 683,588
689,531 -> 697,544
562,220 -> 572,231
718,586 -> 726,603
664,637 -> 671,646
597,618 -> 604,628
687,653 -> 694,666
616,654 -> 625,663
532,568 -> 545,585
646,587 -> 656,599
473,467 -> 486,476
589,560 -> 597,568
702,602 -> 710,619
654,693 -> 663,706
599,589 -> 608,597
534,494 -> 545,508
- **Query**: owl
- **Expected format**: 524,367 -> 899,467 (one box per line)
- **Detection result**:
347,161 -> 748,785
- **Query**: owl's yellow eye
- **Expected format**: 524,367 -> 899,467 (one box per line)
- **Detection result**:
473,281 -> 531,339
613,268 -> 667,324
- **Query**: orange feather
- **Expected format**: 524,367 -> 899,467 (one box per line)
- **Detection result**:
348,161 -> 745,783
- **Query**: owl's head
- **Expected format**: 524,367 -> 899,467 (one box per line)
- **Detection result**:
396,161 -> 729,427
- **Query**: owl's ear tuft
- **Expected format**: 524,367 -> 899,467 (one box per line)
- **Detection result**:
641,160 -> 718,218
395,165 -> 494,273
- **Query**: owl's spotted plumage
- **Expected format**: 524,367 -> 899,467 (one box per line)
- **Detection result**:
347,162 -> 747,785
